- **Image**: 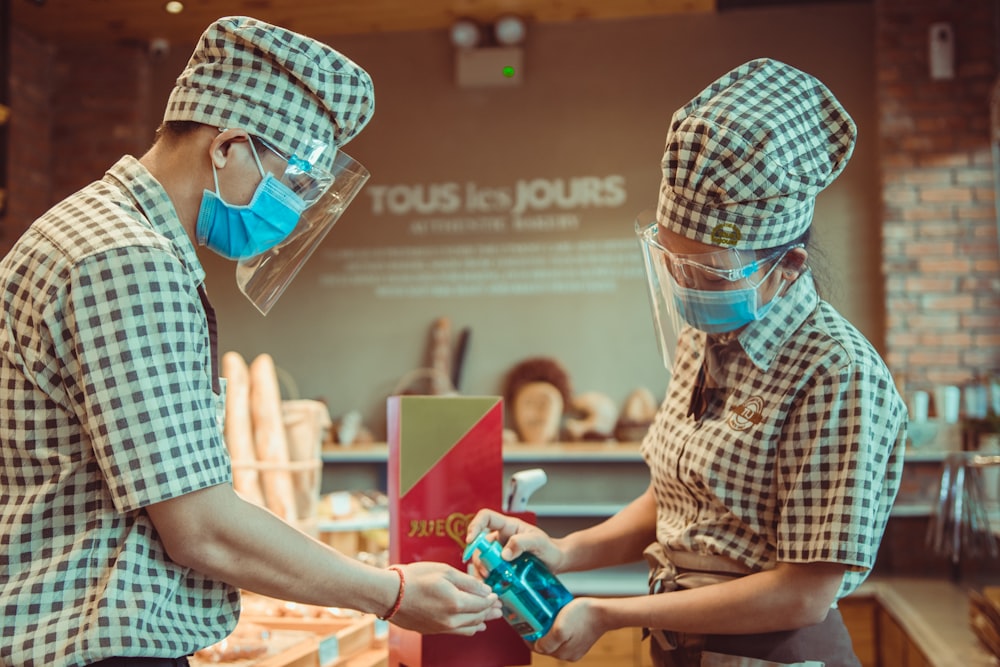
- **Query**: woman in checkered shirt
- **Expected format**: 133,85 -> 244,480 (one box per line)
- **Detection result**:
467,58 -> 906,667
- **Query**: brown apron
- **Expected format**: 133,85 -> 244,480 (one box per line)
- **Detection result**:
643,543 -> 861,667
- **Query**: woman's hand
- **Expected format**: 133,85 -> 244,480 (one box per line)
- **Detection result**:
532,597 -> 607,661
389,561 -> 503,635
465,509 -> 567,573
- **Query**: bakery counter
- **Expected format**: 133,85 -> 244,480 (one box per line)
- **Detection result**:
856,576 -> 999,667
317,444 -> 999,665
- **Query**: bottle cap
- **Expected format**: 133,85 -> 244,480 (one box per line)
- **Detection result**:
462,530 -> 505,570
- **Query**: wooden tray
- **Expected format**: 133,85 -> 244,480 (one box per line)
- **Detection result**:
331,648 -> 388,667
189,615 -> 379,667
189,628 -> 317,667
242,615 -> 377,667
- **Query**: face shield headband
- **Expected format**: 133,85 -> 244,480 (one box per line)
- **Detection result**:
236,143 -> 370,315
256,137 -> 336,206
634,210 -> 797,370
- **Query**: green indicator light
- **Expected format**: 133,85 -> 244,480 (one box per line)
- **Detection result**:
503,66 -> 515,78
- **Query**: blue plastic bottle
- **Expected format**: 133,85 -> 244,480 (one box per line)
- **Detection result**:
463,530 -> 574,641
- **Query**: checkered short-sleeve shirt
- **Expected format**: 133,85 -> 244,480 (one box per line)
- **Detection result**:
641,272 -> 906,600
0,156 -> 239,667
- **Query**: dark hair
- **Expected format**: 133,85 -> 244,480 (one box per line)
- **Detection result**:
152,119 -> 205,145
153,121 -> 272,158
757,227 -> 824,298
757,225 -> 809,254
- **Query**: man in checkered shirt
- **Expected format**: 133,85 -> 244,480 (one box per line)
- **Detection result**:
0,16 -> 500,667
466,59 -> 906,667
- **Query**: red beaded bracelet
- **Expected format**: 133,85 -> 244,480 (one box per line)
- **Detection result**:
378,566 -> 405,621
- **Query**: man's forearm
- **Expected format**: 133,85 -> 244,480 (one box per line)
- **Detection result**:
146,483 -> 400,615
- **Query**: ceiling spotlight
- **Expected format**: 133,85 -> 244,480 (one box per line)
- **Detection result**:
449,18 -> 482,49
163,1 -> 184,14
494,15 -> 526,46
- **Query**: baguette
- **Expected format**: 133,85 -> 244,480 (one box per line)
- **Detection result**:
221,351 -> 265,506
282,399 -> 330,519
249,353 -> 298,522
428,316 -> 452,394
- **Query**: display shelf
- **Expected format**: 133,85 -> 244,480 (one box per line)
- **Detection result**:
321,443 -> 389,463
317,511 -> 389,533
319,442 -> 649,509
318,442 -> 953,575
314,503 -> 952,529
320,443 -> 944,520
530,502 -> 628,517
903,449 -> 953,463
502,442 -> 643,462
321,442 -> 644,464
890,502 -> 935,518
322,442 -> 949,464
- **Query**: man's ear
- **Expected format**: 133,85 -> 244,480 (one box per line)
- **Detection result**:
209,128 -> 250,169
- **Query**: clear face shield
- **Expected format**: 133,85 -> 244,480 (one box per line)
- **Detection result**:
236,138 -> 370,315
634,210 -> 794,370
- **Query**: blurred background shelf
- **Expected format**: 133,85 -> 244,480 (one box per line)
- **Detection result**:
320,441 -> 645,463
320,442 -> 962,521
321,442 -> 650,535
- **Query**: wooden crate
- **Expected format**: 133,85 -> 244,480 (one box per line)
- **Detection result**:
244,615 -> 378,667
189,629 -> 319,667
255,634 -> 323,667
333,647 -> 388,667
189,615 -> 380,667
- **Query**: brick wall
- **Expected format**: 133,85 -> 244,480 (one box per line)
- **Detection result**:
877,0 -> 1000,399
1,29 -> 150,257
3,26 -> 55,257
4,5 -> 1000,400
49,42 -> 153,202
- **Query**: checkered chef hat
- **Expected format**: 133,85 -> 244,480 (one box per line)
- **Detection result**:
164,16 -> 374,174
658,58 -> 856,250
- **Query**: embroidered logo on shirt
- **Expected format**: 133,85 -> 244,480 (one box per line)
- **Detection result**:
728,396 -> 764,430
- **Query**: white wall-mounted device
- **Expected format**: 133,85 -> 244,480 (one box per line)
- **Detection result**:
929,21 -> 955,81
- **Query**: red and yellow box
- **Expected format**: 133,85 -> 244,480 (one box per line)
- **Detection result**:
386,395 -> 531,667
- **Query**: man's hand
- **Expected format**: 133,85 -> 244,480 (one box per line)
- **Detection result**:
389,561 -> 503,635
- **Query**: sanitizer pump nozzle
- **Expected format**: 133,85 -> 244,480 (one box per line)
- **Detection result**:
462,530 -> 573,641
504,468 -> 547,512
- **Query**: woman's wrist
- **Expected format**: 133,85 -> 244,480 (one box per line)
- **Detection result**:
551,534 -> 577,573
588,596 -> 629,635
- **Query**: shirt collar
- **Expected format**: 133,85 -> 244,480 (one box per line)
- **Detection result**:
734,269 -> 819,371
103,155 -> 205,285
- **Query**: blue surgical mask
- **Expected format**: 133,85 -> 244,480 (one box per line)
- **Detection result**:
196,144 -> 307,260
670,261 -> 786,334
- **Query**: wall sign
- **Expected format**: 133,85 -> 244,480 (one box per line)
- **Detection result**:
319,174 -> 640,299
